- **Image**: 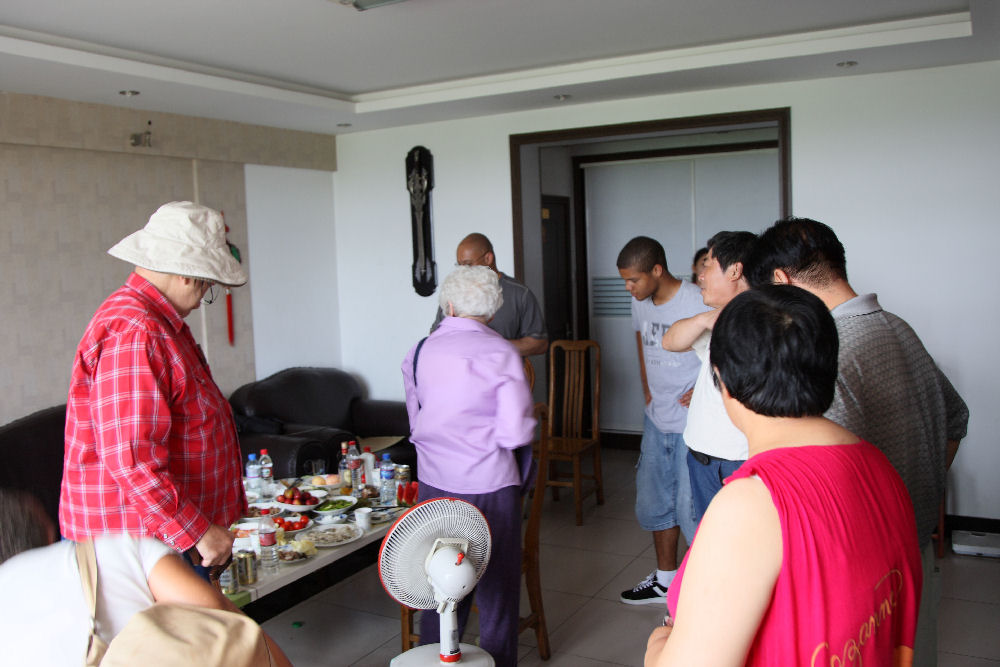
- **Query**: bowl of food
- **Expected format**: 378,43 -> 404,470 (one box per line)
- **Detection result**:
303,473 -> 344,490
242,502 -> 282,520
313,495 -> 357,516
273,487 -> 327,512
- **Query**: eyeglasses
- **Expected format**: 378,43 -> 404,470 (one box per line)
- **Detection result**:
456,250 -> 489,267
200,281 -> 218,305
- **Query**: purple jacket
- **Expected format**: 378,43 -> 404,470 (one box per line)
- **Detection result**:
402,317 -> 536,494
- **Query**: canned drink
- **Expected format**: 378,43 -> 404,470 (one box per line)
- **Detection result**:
219,559 -> 239,594
395,464 -> 411,489
235,549 -> 258,585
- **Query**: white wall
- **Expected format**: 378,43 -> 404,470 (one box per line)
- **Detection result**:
330,61 -> 999,520
245,165 -> 340,379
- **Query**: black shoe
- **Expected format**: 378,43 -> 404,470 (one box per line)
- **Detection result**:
620,571 -> 668,605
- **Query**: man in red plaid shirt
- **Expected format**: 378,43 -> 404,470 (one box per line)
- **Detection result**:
59,202 -> 247,570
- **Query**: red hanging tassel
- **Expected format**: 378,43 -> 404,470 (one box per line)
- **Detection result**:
226,288 -> 234,345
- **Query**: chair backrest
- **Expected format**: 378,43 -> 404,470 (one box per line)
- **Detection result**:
546,340 -> 600,439
523,357 -> 536,393
524,403 -> 550,554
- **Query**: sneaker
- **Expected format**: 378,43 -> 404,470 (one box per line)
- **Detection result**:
620,571 -> 668,605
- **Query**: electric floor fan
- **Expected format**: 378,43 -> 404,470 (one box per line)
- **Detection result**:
379,498 -> 494,665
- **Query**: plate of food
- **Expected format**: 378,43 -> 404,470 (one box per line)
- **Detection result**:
277,539 -> 318,564
301,524 -> 364,548
313,495 -> 357,516
242,502 -> 283,520
273,487 -> 327,512
273,514 -> 312,535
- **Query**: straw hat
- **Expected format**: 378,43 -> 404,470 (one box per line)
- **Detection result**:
108,201 -> 248,286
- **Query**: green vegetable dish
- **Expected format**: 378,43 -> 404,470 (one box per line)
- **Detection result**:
316,498 -> 354,512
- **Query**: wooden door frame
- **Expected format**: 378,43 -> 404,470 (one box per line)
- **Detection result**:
509,108 -> 792,338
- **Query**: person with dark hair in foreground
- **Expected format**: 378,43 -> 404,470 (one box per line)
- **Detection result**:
645,285 -> 922,667
747,218 -> 968,666
0,489 -> 292,666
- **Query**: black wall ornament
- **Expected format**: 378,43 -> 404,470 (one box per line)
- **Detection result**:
406,146 -> 436,296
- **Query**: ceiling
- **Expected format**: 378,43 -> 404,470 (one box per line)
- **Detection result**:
0,0 -> 997,135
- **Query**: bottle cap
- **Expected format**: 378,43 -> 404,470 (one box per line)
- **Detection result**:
260,449 -> 268,455
382,453 -> 391,460
248,453 -> 257,460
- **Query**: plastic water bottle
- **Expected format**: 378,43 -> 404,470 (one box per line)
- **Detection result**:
361,445 -> 376,487
379,453 -> 396,506
258,515 -> 279,576
245,453 -> 261,494
338,442 -> 350,488
348,441 -> 363,498
258,448 -> 273,492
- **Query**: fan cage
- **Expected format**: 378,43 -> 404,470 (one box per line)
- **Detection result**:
379,498 -> 492,610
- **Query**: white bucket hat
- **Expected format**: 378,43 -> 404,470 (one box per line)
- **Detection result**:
108,201 -> 248,287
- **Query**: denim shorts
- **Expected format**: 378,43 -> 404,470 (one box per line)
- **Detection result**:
634,414 -> 697,539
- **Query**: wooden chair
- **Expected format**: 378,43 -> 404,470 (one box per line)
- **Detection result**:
543,339 -> 603,526
399,403 -> 551,659
520,402 -> 551,658
523,356 -> 536,392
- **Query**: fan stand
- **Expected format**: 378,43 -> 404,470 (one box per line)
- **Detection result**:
390,642 -> 494,666
380,499 -> 497,666
390,572 -> 495,665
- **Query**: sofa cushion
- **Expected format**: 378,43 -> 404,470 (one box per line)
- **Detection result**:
0,404 -> 66,533
230,367 -> 361,430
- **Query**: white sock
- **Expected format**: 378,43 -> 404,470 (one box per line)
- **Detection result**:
656,569 -> 676,588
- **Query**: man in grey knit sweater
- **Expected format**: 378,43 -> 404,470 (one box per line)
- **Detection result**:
748,218 -> 969,667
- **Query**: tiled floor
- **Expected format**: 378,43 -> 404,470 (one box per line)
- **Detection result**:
262,448 -> 1000,666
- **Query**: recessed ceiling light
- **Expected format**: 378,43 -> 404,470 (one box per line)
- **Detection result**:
118,90 -> 140,97
553,94 -> 572,102
836,61 -> 858,69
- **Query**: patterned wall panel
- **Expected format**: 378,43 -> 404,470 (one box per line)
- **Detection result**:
0,146 -> 256,424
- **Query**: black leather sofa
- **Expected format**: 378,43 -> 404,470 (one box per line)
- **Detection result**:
0,404 -> 66,535
228,367 -> 416,481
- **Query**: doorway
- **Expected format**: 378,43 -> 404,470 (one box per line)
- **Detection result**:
540,195 -> 572,342
510,108 -> 791,434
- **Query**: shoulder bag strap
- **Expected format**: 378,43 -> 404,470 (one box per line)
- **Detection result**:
75,540 -> 110,666
413,336 -> 428,410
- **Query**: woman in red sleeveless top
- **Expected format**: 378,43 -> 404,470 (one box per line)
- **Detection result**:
645,285 -> 921,667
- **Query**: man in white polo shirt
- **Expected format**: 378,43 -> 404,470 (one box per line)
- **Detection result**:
661,231 -> 757,523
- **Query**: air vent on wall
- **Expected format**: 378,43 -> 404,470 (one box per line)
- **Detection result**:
591,277 -> 630,317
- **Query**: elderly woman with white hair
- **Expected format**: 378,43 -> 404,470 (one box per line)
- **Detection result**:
401,265 -> 536,667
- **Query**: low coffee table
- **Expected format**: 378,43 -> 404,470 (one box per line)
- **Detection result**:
230,521 -> 392,604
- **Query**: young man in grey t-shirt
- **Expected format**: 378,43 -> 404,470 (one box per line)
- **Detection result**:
616,236 -> 709,604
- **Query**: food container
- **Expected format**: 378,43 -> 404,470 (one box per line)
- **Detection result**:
234,549 -> 258,585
